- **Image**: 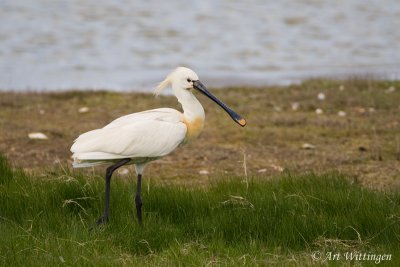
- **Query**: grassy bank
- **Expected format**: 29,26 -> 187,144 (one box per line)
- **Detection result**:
1,155 -> 399,266
0,79 -> 399,189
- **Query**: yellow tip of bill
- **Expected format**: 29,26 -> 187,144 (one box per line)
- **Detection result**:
238,118 -> 247,127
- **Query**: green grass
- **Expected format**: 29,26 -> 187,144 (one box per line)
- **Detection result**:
1,154 -> 399,266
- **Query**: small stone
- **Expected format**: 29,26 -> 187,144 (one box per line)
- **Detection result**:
368,107 -> 375,113
291,102 -> 300,111
355,107 -> 366,114
199,170 -> 209,175
39,109 -> 45,115
317,93 -> 326,100
302,143 -> 316,150
78,107 -> 90,113
339,85 -> 345,91
270,164 -> 284,172
338,111 -> 347,117
118,168 -> 129,175
315,108 -> 323,115
358,146 -> 367,152
385,86 -> 395,93
28,132 -> 48,140
257,168 -> 267,173
274,106 -> 282,112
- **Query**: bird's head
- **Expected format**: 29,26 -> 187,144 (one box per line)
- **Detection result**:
156,67 -> 246,127
155,67 -> 199,94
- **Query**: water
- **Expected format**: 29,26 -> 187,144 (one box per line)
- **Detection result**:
0,0 -> 399,91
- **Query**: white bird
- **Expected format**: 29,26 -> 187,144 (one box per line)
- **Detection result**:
71,67 -> 246,225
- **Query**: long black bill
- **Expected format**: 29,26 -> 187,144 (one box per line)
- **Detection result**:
193,80 -> 246,127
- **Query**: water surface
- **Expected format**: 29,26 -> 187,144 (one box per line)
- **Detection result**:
0,0 -> 399,91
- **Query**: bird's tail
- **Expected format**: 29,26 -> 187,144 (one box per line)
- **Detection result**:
72,160 -> 108,168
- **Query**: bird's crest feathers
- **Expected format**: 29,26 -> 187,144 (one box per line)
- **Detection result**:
154,67 -> 181,96
155,71 -> 174,96
155,67 -> 196,96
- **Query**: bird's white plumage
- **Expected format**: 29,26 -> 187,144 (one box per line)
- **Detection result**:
71,67 -> 209,170
71,108 -> 187,167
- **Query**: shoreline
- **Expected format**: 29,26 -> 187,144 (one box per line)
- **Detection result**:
1,69 -> 399,93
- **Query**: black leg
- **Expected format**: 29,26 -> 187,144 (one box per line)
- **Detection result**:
96,158 -> 130,225
135,174 -> 143,225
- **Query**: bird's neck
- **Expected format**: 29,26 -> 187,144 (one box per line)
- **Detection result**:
174,86 -> 205,122
174,86 -> 205,143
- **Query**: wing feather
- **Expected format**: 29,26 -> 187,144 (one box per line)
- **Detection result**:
71,108 -> 187,162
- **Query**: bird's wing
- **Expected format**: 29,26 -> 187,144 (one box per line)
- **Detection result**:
103,108 -> 182,129
71,108 -> 187,160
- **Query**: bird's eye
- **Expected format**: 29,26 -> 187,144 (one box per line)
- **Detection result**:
187,78 -> 192,83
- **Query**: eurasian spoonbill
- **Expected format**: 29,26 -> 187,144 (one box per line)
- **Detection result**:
71,67 -> 246,225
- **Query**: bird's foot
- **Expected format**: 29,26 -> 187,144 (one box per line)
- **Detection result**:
137,216 -> 143,226
95,215 -> 109,226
